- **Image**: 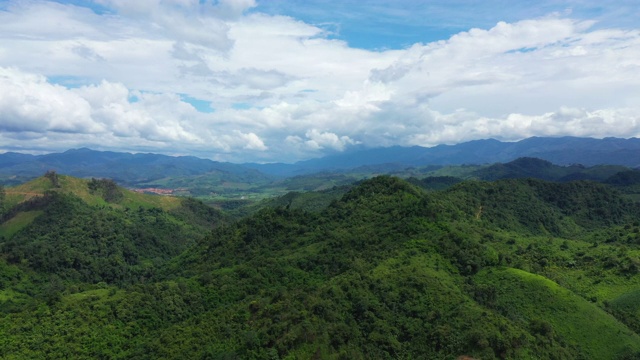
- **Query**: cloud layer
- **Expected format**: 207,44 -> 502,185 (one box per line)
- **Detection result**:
0,1 -> 639,162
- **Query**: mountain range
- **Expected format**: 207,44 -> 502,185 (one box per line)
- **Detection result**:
2,137 -> 640,184
247,136 -> 640,176
0,147 -> 270,186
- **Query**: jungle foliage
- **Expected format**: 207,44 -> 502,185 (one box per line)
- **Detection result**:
1,174 -> 640,359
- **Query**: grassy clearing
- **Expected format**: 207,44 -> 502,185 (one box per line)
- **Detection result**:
0,211 -> 43,239
484,229 -> 640,305
119,190 -> 182,211
475,267 -> 640,358
4,174 -> 183,211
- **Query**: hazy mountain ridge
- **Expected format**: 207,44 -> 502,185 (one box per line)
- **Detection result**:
3,137 -> 640,183
247,136 -> 640,176
0,147 -> 272,186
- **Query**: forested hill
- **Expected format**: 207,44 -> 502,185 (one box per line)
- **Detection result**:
2,176 -> 640,359
0,173 -> 226,285
470,157 -> 630,182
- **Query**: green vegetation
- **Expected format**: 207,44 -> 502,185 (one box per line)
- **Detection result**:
0,210 -> 42,239
136,157 -> 640,212
88,177 -> 123,203
0,184 -> 5,214
4,174 -> 183,211
0,175 -> 225,287
2,173 -> 640,359
473,268 -> 640,359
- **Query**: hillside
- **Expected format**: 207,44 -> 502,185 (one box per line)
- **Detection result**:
2,176 -> 640,358
3,172 -> 183,210
470,157 -> 629,182
0,174 -> 226,287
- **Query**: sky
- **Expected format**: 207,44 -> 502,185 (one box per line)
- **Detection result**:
0,0 -> 639,163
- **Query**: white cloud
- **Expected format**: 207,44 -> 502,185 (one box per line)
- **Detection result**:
304,129 -> 358,151
400,106 -> 640,147
0,67 -> 96,133
0,67 -> 270,159
238,131 -> 268,151
214,0 -> 257,20
0,2 -> 639,162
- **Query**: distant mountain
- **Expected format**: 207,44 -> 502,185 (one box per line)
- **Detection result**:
247,137 -> 640,176
3,137 -> 640,184
0,148 -> 272,186
0,152 -> 34,167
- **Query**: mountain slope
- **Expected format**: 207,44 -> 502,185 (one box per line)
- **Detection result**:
3,173 -> 183,210
2,176 -> 640,359
0,174 -> 226,285
150,176 -> 640,358
440,178 -> 639,236
474,267 -> 640,359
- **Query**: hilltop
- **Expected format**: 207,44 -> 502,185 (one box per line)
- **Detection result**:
2,171 -> 183,211
0,173 -> 225,285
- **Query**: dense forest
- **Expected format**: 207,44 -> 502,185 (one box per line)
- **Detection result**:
1,173 -> 640,359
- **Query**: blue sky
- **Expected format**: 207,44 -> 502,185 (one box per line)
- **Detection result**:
258,0 -> 638,49
0,0 -> 639,162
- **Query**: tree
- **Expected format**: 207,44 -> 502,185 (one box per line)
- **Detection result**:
88,178 -> 123,203
45,170 -> 60,188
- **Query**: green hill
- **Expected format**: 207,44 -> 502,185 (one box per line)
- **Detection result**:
0,173 -> 192,243
440,178 -> 639,236
471,157 -> 629,182
3,172 -> 182,210
2,175 -> 640,359
0,174 -> 226,286
474,267 -> 640,359
150,176 -> 640,358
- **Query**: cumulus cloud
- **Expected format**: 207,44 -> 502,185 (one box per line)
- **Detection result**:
95,0 -> 237,52
0,1 -> 639,162
231,68 -> 296,90
237,131 -> 268,151
0,67 -> 272,159
303,129 -> 358,151
0,67 -> 96,133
